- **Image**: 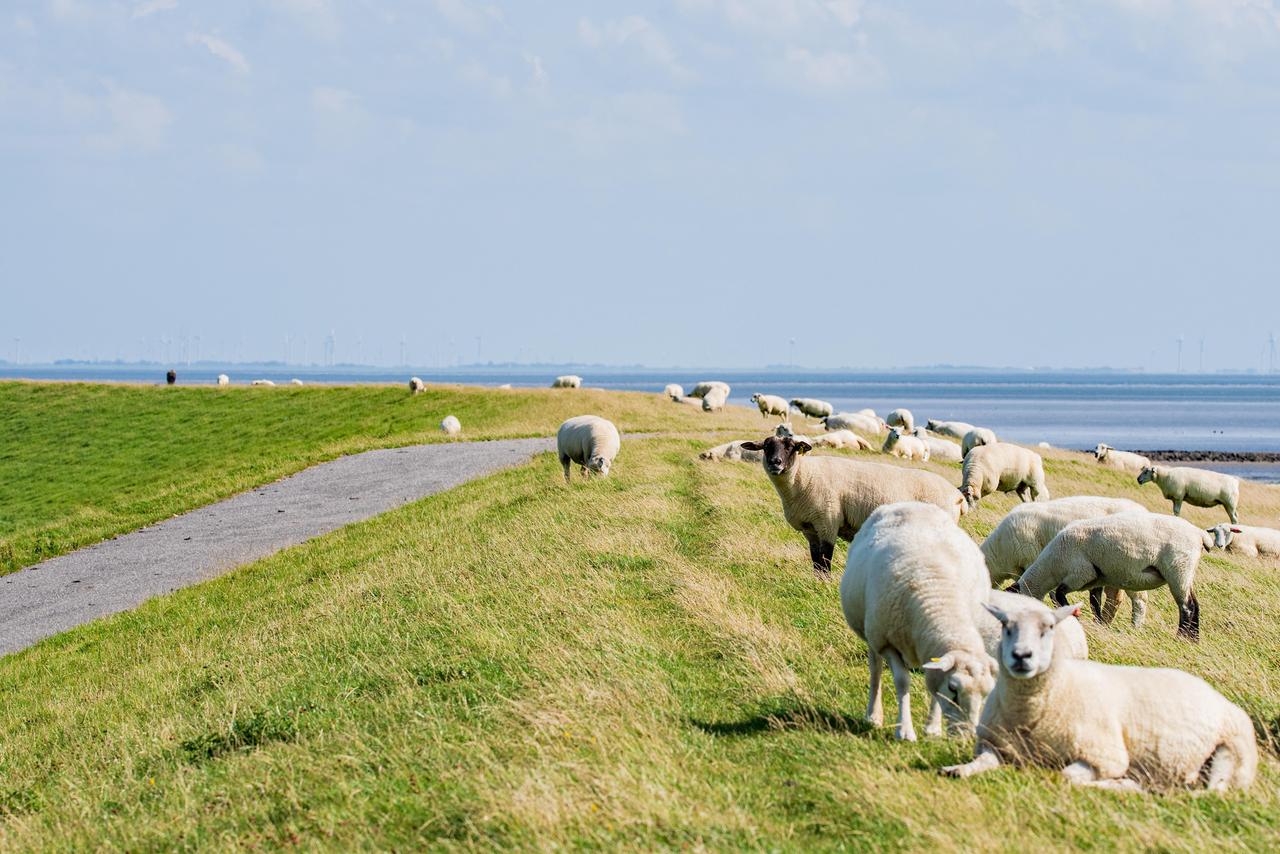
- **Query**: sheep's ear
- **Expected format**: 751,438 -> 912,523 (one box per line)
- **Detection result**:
923,653 -> 955,672
740,441 -> 765,451
1052,604 -> 1081,625
1231,526 -> 1243,533
794,440 -> 812,455
982,602 -> 1010,625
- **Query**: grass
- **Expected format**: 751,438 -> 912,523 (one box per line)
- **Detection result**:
0,381 -> 766,573
1,386 -> 1278,849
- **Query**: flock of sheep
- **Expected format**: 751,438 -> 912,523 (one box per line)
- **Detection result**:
548,378 -> 1267,794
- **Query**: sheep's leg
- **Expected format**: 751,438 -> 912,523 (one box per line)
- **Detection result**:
805,535 -> 829,577
925,696 -> 943,738
1203,744 -> 1239,792
941,745 -> 1001,778
1061,761 -> 1100,785
1051,585 -> 1071,608
1166,569 -> 1200,640
1130,591 -> 1148,627
1101,588 -> 1122,625
1084,777 -> 1144,793
1088,589 -> 1105,623
1172,499 -> 1184,516
560,455 -> 572,483
1226,502 -> 1239,524
1015,483 -> 1031,502
883,649 -> 916,742
865,649 -> 884,727
819,541 -> 835,577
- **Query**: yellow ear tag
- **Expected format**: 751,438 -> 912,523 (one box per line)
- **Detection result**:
929,657 -> 940,662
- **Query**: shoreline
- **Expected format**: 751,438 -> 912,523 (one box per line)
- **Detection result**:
1128,450 -> 1280,463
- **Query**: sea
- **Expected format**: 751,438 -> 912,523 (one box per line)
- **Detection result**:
6,364 -> 1280,481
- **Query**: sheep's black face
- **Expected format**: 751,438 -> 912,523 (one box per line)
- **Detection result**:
740,435 -> 811,475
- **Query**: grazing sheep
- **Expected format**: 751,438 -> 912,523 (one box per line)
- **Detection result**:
165,370 -> 176,385
959,443 -> 1048,509
961,428 -> 998,458
790,398 -> 834,420
886,408 -> 915,433
739,435 -> 965,576
980,496 -> 1147,585
822,412 -> 883,436
912,428 -> 963,463
1138,465 -> 1239,523
1011,514 -> 1223,640
290,378 -> 304,386
809,429 -> 872,451
551,375 -> 583,389
663,383 -> 684,399
942,601 -> 1257,792
688,381 -> 730,399
702,386 -> 730,412
750,393 -> 790,419
1094,443 -> 1151,475
976,590 -> 1088,663
440,415 -> 461,436
251,379 -> 275,387
556,415 -> 620,483
409,377 -> 426,394
840,502 -> 997,741
698,440 -> 764,463
671,395 -> 703,408
927,420 -> 978,440
882,428 -> 930,461
216,374 -> 230,387
1207,523 -> 1280,559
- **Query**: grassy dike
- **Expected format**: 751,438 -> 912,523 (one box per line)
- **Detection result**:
0,385 -> 1278,849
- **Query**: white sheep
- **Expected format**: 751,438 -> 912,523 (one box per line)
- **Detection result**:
1138,464 -> 1240,523
688,381 -> 730,399
821,412 -> 883,436
701,386 -> 730,412
881,427 -> 929,461
789,398 -> 834,420
959,443 -> 1048,508
750,393 -> 790,419
1093,443 -> 1151,474
671,395 -> 703,408
840,502 -> 997,741
440,415 -> 461,436
911,428 -> 963,463
663,383 -> 684,399
290,378 -> 304,386
1012,514 -> 1224,639
809,429 -> 872,451
961,428 -> 998,458
409,377 -> 426,394
942,601 -> 1257,792
976,589 -> 1088,663
556,415 -> 620,483
698,441 -> 763,463
926,420 -> 978,440
216,374 -> 230,386
551,375 -> 583,389
497,383 -> 513,389
739,435 -> 965,576
251,379 -> 275,387
1207,523 -> 1280,559
886,408 -> 915,433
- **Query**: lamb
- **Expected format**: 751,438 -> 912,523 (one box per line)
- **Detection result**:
698,440 -> 763,463
750,393 -> 790,419
926,420 -> 978,440
840,502 -> 997,741
1011,514 -> 1225,640
1094,443 -> 1150,474
1207,523 -> 1280,559
551,375 -> 583,389
409,377 -> 426,394
886,408 -> 915,433
216,374 -> 230,387
556,415 -> 621,483
790,398 -> 834,420
976,590 -> 1088,663
251,379 -> 275,387
701,385 -> 730,412
941,601 -> 1257,792
440,415 -> 461,436
1138,465 -> 1240,523
961,427 -> 998,458
739,435 -> 965,576
959,443 -> 1048,508
809,429 -> 872,451
688,381 -> 730,399
882,428 -> 929,461
912,428 -> 963,463
821,412 -> 883,436
663,383 -> 684,399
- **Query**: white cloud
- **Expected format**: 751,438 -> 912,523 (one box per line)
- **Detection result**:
579,16 -> 691,80
188,33 -> 251,75
88,82 -> 172,152
272,0 -> 339,40
525,53 -> 549,94
435,0 -> 503,32
784,45 -> 882,91
133,0 -> 177,18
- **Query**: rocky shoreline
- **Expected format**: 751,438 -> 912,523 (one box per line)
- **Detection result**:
1126,450 -> 1280,463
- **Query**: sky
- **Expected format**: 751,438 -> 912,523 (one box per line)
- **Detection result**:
2,0 -> 1279,370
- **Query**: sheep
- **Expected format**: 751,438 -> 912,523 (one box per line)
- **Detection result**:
926,420 -> 978,440
976,590 -> 1088,663
556,415 -> 620,483
409,377 -> 426,394
663,383 -> 684,399
702,386 -> 730,412
671,395 -> 703,408
886,408 -> 915,433
290,378 -> 304,386
941,601 -> 1257,792
1138,464 -> 1239,523
809,429 -> 872,451
166,370 -> 176,385
251,379 -> 276,387
750,393 -> 790,419
789,398 -> 834,420
551,375 -> 583,389
1207,523 -> 1280,559
1011,514 -> 1225,640
216,374 -> 230,387
912,428 -> 963,463
822,412 -> 883,436
1094,443 -> 1151,475
698,440 -> 763,463
840,502 -> 997,741
959,443 -> 1048,509
881,427 -> 929,462
497,383 -> 513,389
688,381 -> 730,399
440,415 -> 461,436
961,427 -> 998,458
739,434 -> 965,576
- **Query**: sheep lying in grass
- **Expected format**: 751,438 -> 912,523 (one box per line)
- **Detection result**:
1011,514 -> 1225,640
1207,523 -> 1280,559
252,379 -> 275,387
216,374 -> 230,387
440,415 -> 461,436
976,590 -> 1088,663
882,428 -> 929,461
556,415 -> 620,483
942,601 -> 1257,792
698,441 -> 763,463
912,428 -> 963,463
551,375 -> 583,389
1138,465 -> 1240,523
739,435 -> 964,576
1094,443 -> 1150,475
663,383 -> 684,399
688,381 -> 730,399
840,502 -> 997,741
750,393 -> 790,419
961,428 -> 998,458
822,412 -> 883,436
959,443 -> 1048,509
291,379 -> 304,386
409,377 -> 426,394
927,420 -> 977,440
790,398 -> 834,420
809,429 -> 872,451
702,386 -> 730,412
671,395 -> 703,408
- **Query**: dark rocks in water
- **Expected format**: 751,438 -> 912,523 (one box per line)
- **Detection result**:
1131,450 -> 1280,464
166,370 -> 176,385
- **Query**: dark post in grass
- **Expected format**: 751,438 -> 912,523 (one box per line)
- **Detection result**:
166,369 -> 177,385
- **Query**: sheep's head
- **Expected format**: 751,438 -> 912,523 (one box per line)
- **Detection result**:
774,423 -> 795,438
1136,465 -> 1159,485
922,651 -> 997,735
1208,523 -> 1241,549
740,435 -> 810,476
926,419 -> 940,431
959,485 -> 980,509
750,393 -> 762,403
984,601 -> 1079,680
884,428 -> 901,446
587,454 -> 612,476
1094,443 -> 1110,460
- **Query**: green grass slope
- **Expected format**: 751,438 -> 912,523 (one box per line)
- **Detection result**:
0,410 -> 1277,849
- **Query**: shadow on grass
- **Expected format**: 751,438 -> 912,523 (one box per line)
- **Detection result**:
689,697 -> 872,738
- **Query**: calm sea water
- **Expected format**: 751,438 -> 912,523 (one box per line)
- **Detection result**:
6,365 -> 1280,479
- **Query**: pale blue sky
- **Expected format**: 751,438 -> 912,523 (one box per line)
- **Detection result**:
2,1 -> 1279,369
